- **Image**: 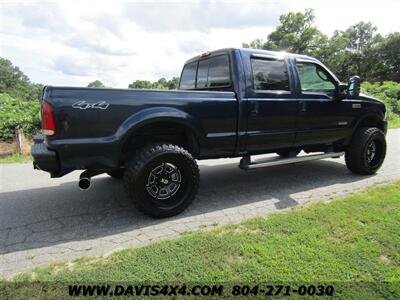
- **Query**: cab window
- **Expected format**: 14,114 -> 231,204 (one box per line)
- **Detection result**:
196,59 -> 209,88
296,62 -> 336,97
180,61 -> 197,89
196,55 -> 230,88
180,55 -> 231,90
251,58 -> 290,91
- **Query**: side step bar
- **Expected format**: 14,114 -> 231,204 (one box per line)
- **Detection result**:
239,152 -> 345,170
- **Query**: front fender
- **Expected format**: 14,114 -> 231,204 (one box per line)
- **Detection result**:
351,113 -> 386,139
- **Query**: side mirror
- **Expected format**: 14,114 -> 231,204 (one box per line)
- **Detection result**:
347,75 -> 361,99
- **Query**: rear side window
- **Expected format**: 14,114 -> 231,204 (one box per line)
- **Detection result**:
207,55 -> 230,87
251,58 -> 290,91
180,61 -> 197,89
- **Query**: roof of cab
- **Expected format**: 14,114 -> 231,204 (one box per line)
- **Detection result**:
183,47 -> 319,65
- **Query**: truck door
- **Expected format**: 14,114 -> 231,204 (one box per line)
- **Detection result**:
244,54 -> 297,152
293,58 -> 354,147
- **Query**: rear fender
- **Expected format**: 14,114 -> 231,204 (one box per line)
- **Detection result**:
117,107 -> 205,150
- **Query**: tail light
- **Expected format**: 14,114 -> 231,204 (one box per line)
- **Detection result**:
41,100 -> 56,137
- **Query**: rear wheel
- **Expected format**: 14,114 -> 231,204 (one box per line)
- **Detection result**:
345,127 -> 386,175
123,144 -> 199,218
276,149 -> 300,158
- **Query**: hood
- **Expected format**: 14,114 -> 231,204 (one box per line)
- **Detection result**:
359,93 -> 385,104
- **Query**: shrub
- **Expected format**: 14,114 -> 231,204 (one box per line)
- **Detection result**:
0,93 -> 40,141
361,81 -> 400,114
0,82 -> 399,142
361,82 -> 400,128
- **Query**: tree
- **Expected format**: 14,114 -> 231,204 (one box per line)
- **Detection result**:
243,9 -> 327,55
0,57 -> 42,100
322,22 -> 384,81
342,22 -> 378,51
242,39 -> 265,50
128,77 -> 179,90
242,10 -> 400,83
378,32 -> 400,82
88,80 -> 105,88
128,80 -> 154,89
166,77 -> 180,90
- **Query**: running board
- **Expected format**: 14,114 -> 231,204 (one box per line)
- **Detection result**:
239,152 -> 344,170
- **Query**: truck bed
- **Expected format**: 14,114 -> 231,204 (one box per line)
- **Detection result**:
42,86 -> 238,171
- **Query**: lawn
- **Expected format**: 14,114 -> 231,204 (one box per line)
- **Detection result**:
1,181 -> 399,298
0,153 -> 32,164
389,116 -> 400,129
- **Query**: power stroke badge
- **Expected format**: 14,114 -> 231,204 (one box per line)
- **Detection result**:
72,101 -> 110,110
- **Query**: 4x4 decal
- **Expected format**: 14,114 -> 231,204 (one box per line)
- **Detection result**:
72,101 -> 109,110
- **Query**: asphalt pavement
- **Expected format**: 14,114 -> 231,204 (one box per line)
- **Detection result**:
1,129 -> 399,277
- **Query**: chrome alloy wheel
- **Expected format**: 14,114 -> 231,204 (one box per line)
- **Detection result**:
366,140 -> 376,164
146,163 -> 182,200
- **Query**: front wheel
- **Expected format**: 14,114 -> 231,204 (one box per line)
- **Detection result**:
345,127 -> 386,175
124,144 -> 199,218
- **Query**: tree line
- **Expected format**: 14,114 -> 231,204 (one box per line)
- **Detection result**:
0,8 -> 399,141
87,77 -> 180,90
243,9 -> 399,83
1,8 -> 399,101
0,58 -> 43,101
92,9 -> 400,87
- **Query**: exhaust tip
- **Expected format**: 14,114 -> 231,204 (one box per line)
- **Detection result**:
78,177 -> 91,190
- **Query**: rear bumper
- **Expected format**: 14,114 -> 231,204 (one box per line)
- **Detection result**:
31,135 -> 60,176
31,134 -> 120,177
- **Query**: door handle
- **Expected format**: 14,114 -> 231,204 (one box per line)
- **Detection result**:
250,102 -> 259,115
300,101 -> 306,112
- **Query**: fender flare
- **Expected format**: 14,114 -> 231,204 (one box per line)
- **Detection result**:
116,106 -> 205,150
350,112 -> 385,139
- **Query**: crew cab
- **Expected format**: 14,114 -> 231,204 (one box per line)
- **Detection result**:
32,48 -> 387,218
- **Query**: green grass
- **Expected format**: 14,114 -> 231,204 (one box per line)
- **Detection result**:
1,181 -> 399,298
0,153 -> 32,164
388,116 -> 400,129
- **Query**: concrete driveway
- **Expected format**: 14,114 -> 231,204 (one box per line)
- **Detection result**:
1,129 -> 399,277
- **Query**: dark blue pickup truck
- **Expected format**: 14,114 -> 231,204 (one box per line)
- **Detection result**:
32,48 -> 387,218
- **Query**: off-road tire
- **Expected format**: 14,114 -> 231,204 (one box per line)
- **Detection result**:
277,149 -> 301,158
123,144 -> 199,218
345,127 -> 386,175
107,169 -> 124,179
